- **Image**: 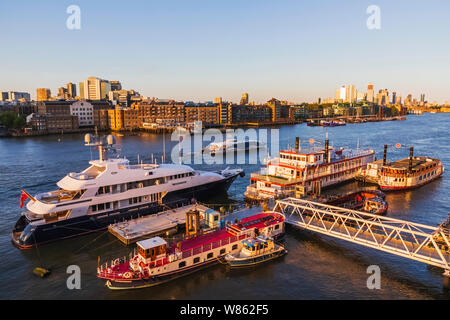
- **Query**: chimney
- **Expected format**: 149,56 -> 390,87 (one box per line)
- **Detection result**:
409,146 -> 414,173
324,138 -> 329,164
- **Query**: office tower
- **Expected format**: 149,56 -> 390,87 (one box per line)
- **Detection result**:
110,81 -> 122,91
215,97 -> 222,104
367,84 -> 374,103
100,81 -> 112,100
37,88 -> 51,101
376,89 -> 389,106
240,93 -> 249,105
404,94 -> 412,106
79,77 -> 111,100
5,91 -> 31,102
66,83 -> 77,98
57,87 -> 68,99
392,92 -> 397,104
339,85 -> 346,101
420,94 -> 425,104
336,89 -> 341,100
345,84 -> 357,103
357,92 -> 366,102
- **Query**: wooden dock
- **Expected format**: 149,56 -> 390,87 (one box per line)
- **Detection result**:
108,204 -> 213,245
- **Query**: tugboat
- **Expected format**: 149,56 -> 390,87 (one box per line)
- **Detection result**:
12,134 -> 244,249
224,236 -> 286,268
326,190 -> 388,215
97,210 -> 285,289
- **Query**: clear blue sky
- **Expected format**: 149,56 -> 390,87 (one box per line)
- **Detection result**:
1,0 -> 449,103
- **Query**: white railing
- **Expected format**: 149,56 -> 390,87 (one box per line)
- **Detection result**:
275,198 -> 450,274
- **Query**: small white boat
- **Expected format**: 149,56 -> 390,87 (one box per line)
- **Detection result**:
224,236 -> 286,268
203,138 -> 265,154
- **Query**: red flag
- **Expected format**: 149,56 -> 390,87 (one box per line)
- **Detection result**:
20,190 -> 29,208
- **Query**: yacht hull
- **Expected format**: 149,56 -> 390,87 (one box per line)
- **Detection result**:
11,173 -> 240,249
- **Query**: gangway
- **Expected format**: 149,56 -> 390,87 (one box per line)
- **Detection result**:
274,198 -> 450,282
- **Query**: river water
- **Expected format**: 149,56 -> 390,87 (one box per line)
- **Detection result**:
0,113 -> 449,299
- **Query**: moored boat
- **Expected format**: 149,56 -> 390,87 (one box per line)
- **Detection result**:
12,134 -> 244,249
97,211 -> 285,290
325,190 -> 388,215
224,236 -> 286,268
202,138 -> 266,155
244,135 -> 375,202
357,145 -> 444,191
321,120 -> 346,127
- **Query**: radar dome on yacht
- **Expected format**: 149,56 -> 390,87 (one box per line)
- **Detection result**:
106,135 -> 116,145
84,133 -> 93,144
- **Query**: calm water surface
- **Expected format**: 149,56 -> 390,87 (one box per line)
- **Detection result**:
1,114 -> 449,299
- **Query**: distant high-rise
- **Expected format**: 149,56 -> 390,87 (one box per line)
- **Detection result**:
367,84 -> 374,103
240,93 -> 249,105
350,85 -> 357,102
215,97 -> 222,104
420,94 -> 425,104
37,88 -> 51,101
79,77 -> 111,100
57,87 -> 68,99
66,83 -> 77,98
404,94 -> 413,106
2,91 -> 30,102
339,85 -> 346,101
376,89 -> 389,106
392,92 -> 397,104
110,81 -> 122,91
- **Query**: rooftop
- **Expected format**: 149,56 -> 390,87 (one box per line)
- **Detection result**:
384,157 -> 440,170
137,237 -> 167,250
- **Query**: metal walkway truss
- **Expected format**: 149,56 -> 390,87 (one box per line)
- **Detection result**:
274,198 -> 450,276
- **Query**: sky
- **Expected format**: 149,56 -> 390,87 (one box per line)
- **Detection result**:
1,0 -> 449,103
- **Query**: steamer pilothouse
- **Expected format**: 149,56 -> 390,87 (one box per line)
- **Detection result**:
12,134 -> 244,249
245,135 -> 375,201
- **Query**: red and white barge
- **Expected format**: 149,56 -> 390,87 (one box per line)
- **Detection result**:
97,211 -> 285,290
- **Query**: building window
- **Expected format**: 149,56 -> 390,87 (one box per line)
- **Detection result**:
179,261 -> 186,268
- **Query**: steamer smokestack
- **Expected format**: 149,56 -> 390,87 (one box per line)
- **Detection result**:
409,146 -> 414,173
383,144 -> 387,165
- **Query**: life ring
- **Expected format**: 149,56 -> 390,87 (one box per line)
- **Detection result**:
123,272 -> 132,279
